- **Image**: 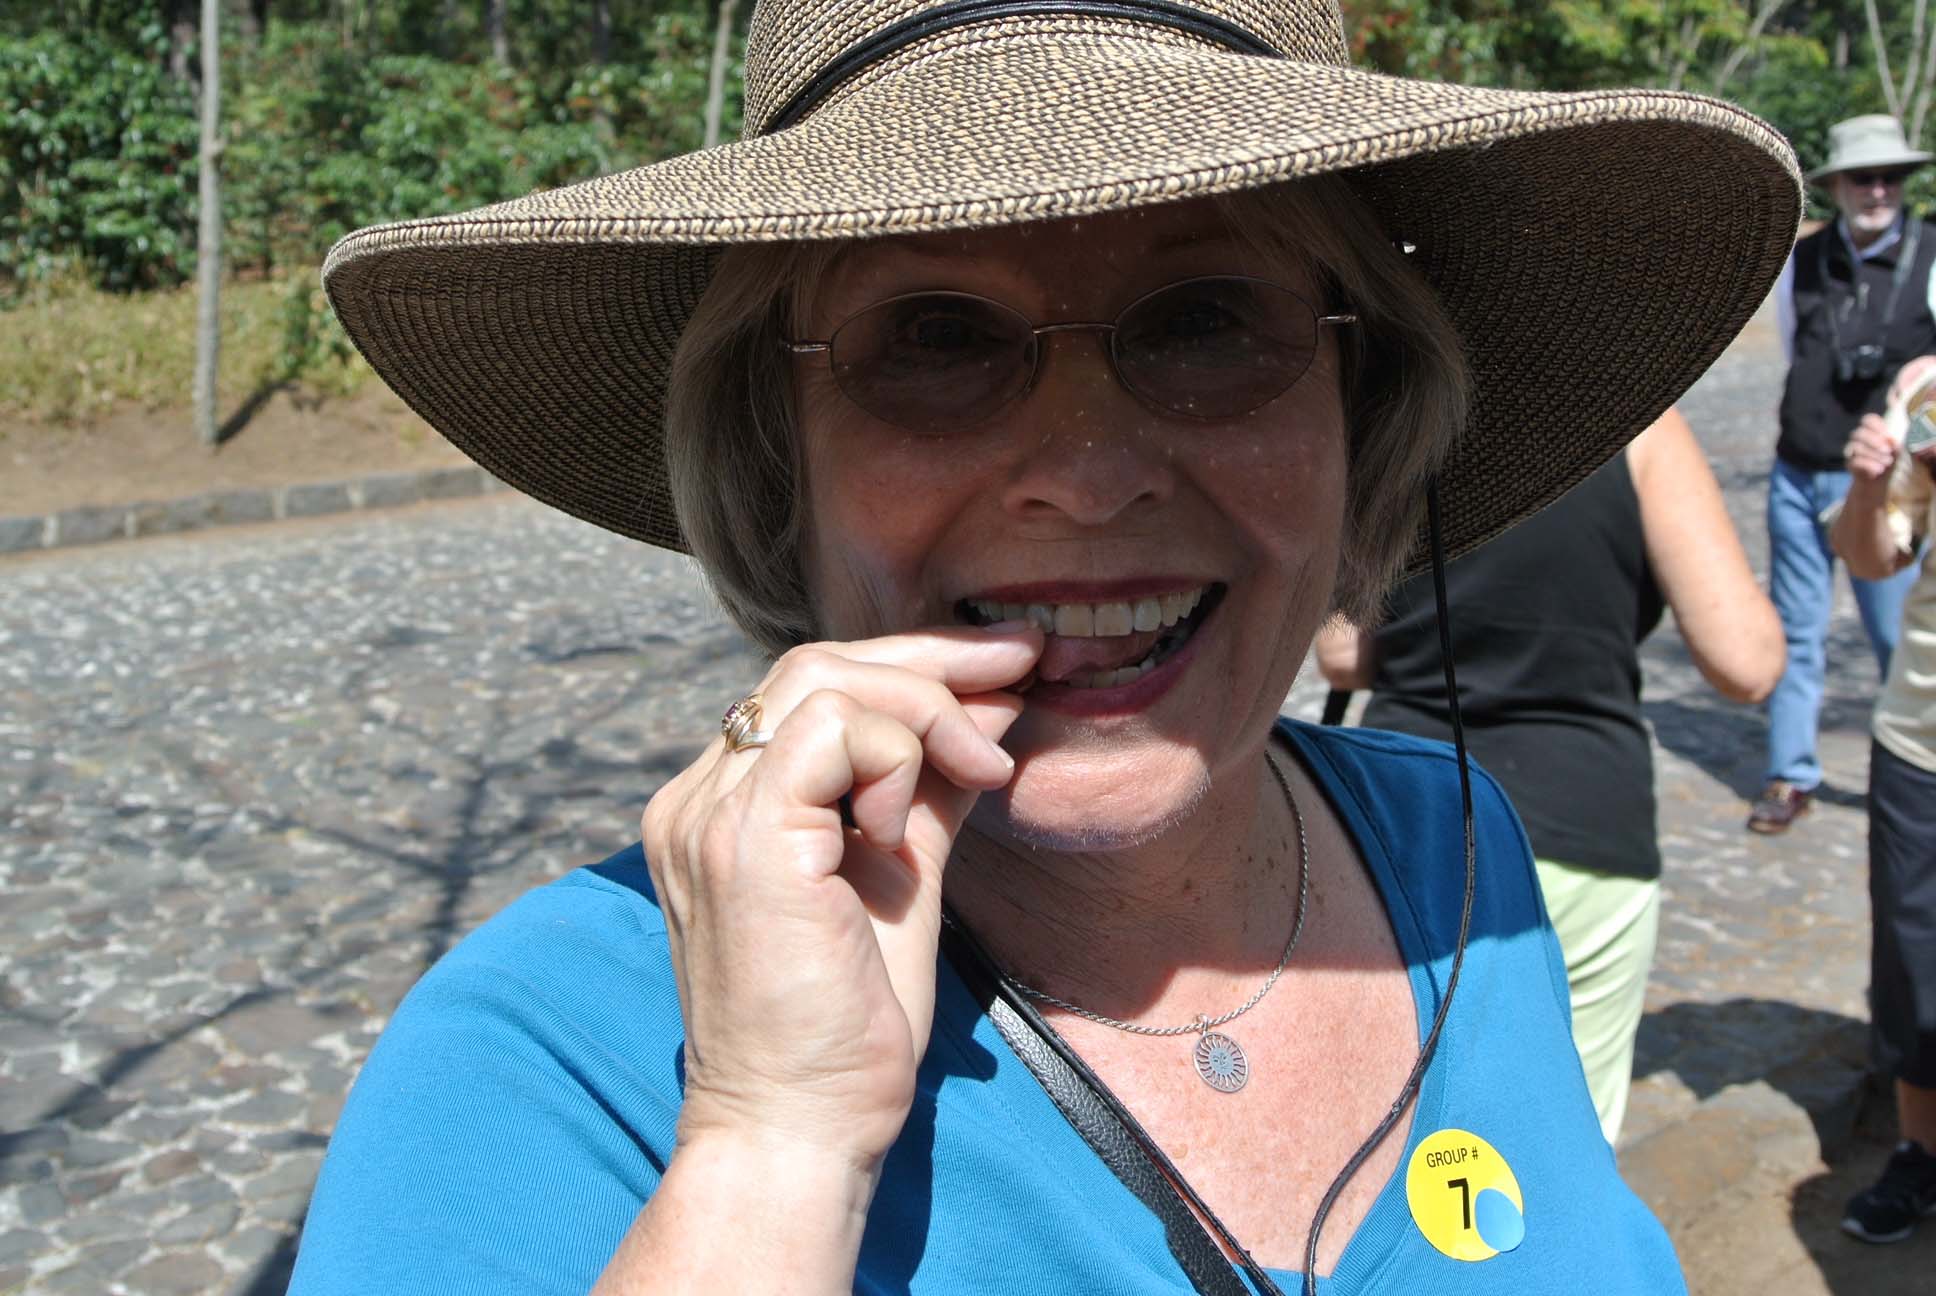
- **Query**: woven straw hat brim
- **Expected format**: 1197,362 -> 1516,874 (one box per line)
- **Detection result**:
324,36 -> 1800,573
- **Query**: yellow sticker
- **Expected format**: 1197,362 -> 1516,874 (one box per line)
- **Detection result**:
1404,1128 -> 1525,1262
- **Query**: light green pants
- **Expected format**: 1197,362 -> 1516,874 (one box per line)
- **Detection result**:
1533,858 -> 1662,1146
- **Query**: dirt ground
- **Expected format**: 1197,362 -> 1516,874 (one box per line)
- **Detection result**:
0,383 -> 470,517
1667,1107 -> 1936,1296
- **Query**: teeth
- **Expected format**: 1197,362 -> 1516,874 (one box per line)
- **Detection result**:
966,587 -> 1209,637
1064,655 -> 1162,690
1092,602 -> 1133,637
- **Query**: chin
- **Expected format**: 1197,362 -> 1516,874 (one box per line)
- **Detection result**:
966,748 -> 1213,852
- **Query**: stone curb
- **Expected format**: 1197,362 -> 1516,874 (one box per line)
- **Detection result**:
0,466 -> 507,555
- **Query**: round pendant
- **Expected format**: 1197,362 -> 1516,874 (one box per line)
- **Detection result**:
1193,1032 -> 1249,1093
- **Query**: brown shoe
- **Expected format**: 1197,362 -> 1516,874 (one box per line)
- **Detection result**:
1747,780 -> 1812,833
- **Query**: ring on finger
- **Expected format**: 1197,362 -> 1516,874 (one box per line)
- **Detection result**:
721,692 -> 774,752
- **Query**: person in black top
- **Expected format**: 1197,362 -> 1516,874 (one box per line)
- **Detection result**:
1318,408 -> 1783,1142
1752,115 -> 1935,834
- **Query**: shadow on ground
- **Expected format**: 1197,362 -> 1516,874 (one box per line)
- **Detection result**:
1642,623 -> 1879,805
1625,1000 -> 1932,1294
1,621 -> 751,1293
1634,997 -> 1871,1152
218,660 -> 718,1292
1787,1089 -> 1936,1296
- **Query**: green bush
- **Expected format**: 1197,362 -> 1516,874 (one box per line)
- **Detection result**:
219,16 -> 732,268
3,13 -> 737,299
1,29 -> 199,291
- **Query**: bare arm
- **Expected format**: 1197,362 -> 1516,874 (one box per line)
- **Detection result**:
1314,616 -> 1377,690
1830,356 -> 1936,580
591,1136 -> 874,1295
1628,407 -> 1784,704
1829,414 -> 1918,581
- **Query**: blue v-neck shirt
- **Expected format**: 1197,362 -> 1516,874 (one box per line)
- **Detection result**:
289,722 -> 1685,1294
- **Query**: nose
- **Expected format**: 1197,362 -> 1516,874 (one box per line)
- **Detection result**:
998,332 -> 1177,526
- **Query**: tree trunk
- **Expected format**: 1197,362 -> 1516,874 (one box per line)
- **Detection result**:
194,0 -> 223,448
593,0 -> 611,64
1907,0 -> 1930,111
1866,0 -> 1904,118
170,14 -> 194,82
1666,14 -> 1699,91
488,0 -> 509,64
1836,28 -> 1849,71
1911,2 -> 1936,148
1712,0 -> 1791,96
703,0 -> 740,148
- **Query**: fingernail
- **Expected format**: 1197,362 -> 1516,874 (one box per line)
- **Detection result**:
983,619 -> 1034,634
990,741 -> 1015,771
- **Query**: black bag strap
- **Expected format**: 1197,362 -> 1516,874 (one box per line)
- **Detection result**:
1822,215 -> 1923,351
939,910 -> 1281,1296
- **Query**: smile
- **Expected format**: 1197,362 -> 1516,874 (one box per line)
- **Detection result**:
956,584 -> 1225,690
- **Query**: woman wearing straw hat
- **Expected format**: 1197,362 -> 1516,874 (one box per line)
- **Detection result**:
289,2 -> 1798,1292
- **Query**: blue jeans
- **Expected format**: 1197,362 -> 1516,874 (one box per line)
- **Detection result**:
1765,457 -> 1918,789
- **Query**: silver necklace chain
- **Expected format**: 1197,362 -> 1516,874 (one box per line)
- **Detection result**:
1007,754 -> 1309,1039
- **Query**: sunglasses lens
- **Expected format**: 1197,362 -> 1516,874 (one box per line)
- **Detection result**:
827,293 -> 1034,433
1113,277 -> 1320,419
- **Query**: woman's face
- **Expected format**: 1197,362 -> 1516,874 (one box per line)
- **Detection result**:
795,197 -> 1350,849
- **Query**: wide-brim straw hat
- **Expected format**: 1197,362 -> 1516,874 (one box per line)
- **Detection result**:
323,0 -> 1800,572
1806,113 -> 1933,182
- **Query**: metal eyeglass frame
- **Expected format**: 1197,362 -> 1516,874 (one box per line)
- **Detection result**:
784,274 -> 1360,427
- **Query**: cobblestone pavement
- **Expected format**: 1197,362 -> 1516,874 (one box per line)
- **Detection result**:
0,316 -> 1921,1294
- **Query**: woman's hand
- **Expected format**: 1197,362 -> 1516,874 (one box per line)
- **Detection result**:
1846,412 -> 1899,486
641,623 -> 1041,1179
1833,414 -> 1919,579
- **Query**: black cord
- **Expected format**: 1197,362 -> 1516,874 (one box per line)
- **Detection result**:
1319,687 -> 1351,727
1299,483 -> 1478,1295
763,0 -> 1279,134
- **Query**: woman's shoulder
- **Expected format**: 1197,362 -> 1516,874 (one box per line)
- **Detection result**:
291,847 -> 684,1295
361,845 -> 681,1096
1277,717 -> 1518,829
408,845 -> 674,1011
1276,718 -> 1544,940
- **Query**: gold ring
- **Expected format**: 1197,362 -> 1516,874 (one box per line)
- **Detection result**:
721,693 -> 773,752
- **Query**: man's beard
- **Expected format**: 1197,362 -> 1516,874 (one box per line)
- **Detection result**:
1849,204 -> 1899,237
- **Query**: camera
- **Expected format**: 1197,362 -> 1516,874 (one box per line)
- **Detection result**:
1836,342 -> 1887,384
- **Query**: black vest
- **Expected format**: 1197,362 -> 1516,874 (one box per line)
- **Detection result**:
1363,456 -> 1666,880
1779,217 -> 1936,470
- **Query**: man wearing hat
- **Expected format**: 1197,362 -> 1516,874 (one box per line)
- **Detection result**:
1752,114 -> 1934,833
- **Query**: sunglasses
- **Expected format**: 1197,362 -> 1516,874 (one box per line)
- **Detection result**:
1846,169 -> 1912,188
786,275 -> 1357,434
